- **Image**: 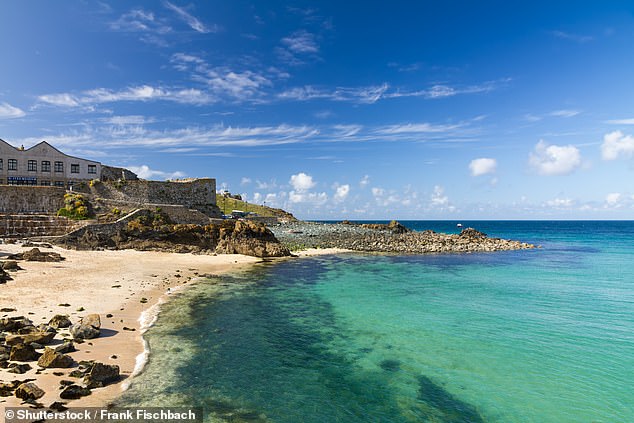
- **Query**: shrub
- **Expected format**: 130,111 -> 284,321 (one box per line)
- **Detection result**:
57,193 -> 90,220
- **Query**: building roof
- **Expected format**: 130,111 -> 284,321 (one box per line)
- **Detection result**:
0,139 -> 100,164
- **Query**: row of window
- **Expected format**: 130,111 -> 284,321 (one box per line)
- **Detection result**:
1,179 -> 70,187
0,158 -> 96,174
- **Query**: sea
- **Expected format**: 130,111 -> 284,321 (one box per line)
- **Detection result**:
116,221 -> 634,423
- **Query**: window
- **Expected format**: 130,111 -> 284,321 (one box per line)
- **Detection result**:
40,180 -> 51,186
71,164 -> 80,174
41,161 -> 51,172
28,160 -> 37,172
54,161 -> 63,172
88,164 -> 97,174
54,181 -> 64,187
0,159 -> 3,170
8,159 -> 17,171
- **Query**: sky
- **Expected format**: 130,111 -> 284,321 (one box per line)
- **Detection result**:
1,1 -> 634,219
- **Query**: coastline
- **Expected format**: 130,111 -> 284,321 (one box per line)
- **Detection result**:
0,242 -> 351,411
0,243 -> 262,410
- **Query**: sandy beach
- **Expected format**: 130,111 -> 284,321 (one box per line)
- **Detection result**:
0,242 -> 262,411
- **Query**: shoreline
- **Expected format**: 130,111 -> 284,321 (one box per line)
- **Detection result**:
0,243 -> 262,410
0,242 -> 350,411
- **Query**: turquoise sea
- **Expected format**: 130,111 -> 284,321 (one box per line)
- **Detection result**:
117,221 -> 634,422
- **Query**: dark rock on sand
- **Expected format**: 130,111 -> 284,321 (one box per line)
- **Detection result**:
49,401 -> 69,411
9,344 -> 41,362
48,314 -> 72,329
59,384 -> 91,399
5,331 -> 56,346
0,268 -> 11,283
15,382 -> 45,401
37,347 -> 74,368
7,363 -> 32,374
0,316 -> 33,332
54,340 -> 77,354
69,323 -> 100,340
83,362 -> 120,388
9,248 -> 64,262
1,260 -> 21,271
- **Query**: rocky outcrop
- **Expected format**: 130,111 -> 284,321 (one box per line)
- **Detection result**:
216,220 -> 290,257
360,220 -> 410,234
273,221 -> 536,254
54,209 -> 291,258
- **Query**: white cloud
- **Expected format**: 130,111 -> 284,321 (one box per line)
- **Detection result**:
601,130 -> 634,160
469,158 -> 497,176
240,177 -> 252,186
430,185 -> 449,206
605,118 -> 634,125
371,187 -> 385,197
360,175 -> 370,187
605,192 -> 621,206
0,102 -> 25,119
550,109 -> 581,118
546,198 -> 574,208
289,191 -> 328,205
104,115 -> 153,125
333,184 -> 350,202
281,30 -> 319,53
377,122 -> 461,135
127,165 -> 185,180
290,172 -> 316,192
550,30 -> 594,43
529,140 -> 581,175
278,83 -> 389,104
36,94 -> 79,107
164,1 -> 216,33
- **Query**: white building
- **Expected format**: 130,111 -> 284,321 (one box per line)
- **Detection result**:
0,139 -> 101,188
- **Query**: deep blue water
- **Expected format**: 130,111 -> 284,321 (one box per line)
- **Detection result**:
118,221 -> 634,422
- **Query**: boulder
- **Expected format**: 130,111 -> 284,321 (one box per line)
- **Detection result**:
83,362 -> 120,388
69,323 -> 100,340
37,347 -> 74,368
9,344 -> 41,362
81,314 -> 101,329
36,324 -> 57,333
459,228 -> 487,238
48,314 -> 72,329
5,331 -> 56,346
15,382 -> 45,401
54,340 -> 76,354
18,248 -> 65,262
0,316 -> 33,332
0,383 -> 14,397
1,260 -> 21,271
0,268 -> 11,283
59,384 -> 91,399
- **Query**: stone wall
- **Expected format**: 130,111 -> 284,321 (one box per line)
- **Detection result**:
90,179 -> 219,217
0,214 -> 86,237
0,186 -> 65,214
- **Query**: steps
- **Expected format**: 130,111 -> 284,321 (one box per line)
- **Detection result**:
0,214 -> 88,238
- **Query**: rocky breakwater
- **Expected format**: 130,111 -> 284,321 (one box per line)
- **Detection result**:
271,221 -> 535,254
54,209 -> 290,258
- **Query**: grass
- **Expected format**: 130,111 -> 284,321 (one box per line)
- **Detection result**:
217,195 -> 296,220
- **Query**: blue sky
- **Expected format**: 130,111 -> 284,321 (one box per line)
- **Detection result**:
1,1 -> 634,219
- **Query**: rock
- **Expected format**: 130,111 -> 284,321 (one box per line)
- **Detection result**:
0,268 -> 11,283
9,344 -> 41,362
48,314 -> 72,329
459,227 -> 487,238
15,382 -> 45,401
59,384 -> 91,399
387,220 -> 410,234
0,383 -> 14,397
2,260 -> 21,271
83,362 -> 120,388
81,314 -> 101,329
8,363 -> 32,374
10,248 -> 65,262
36,324 -> 58,333
69,323 -> 100,340
0,316 -> 33,332
5,331 -> 56,346
37,347 -> 74,368
49,401 -> 68,411
54,340 -> 76,354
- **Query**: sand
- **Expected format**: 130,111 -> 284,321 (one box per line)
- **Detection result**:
0,242 -> 261,411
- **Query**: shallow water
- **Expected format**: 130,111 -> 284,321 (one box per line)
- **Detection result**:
118,221 -> 634,422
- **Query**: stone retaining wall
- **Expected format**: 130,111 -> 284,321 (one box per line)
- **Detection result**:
0,186 -> 65,214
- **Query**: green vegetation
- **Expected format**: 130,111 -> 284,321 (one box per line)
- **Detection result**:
57,193 -> 91,220
218,194 -> 296,220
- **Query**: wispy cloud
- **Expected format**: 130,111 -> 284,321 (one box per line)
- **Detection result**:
0,102 -> 26,119
550,109 -> 581,118
127,164 -> 185,180
605,118 -> 634,125
550,30 -> 594,43
38,85 -> 215,107
163,1 -> 218,33
278,84 -> 389,104
110,8 -> 172,45
277,30 -> 321,65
